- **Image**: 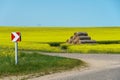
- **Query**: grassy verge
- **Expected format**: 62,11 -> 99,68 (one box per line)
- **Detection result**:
0,52 -> 85,77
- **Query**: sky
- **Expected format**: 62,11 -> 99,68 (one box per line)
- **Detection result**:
0,0 -> 120,27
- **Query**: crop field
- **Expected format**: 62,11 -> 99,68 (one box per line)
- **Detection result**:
0,26 -> 120,77
1,26 -> 89,77
0,27 -> 120,53
1,27 -> 120,42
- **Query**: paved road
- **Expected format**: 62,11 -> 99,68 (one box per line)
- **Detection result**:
52,65 -> 120,80
29,53 -> 120,80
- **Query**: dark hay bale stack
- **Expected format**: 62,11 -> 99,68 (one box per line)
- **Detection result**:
67,38 -> 74,43
73,41 -> 79,44
79,40 -> 96,44
66,32 -> 96,44
67,36 -> 77,44
74,32 -> 88,36
76,36 -> 91,40
70,36 -> 73,39
73,38 -> 79,44
73,36 -> 77,40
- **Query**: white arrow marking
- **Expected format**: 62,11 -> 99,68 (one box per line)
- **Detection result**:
12,32 -> 20,42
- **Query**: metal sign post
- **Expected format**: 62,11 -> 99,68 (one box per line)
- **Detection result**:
11,32 -> 21,65
15,42 -> 18,64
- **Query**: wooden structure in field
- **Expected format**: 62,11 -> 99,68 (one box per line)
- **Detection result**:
66,32 -> 96,44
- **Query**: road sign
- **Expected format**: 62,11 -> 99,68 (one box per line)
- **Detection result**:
11,32 -> 21,65
11,32 -> 21,42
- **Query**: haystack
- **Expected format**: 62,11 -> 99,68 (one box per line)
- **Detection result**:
67,32 -> 96,44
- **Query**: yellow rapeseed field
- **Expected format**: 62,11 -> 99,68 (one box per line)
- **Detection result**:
0,27 -> 120,53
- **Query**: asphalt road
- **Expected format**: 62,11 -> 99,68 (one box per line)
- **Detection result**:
29,53 -> 120,80
52,66 -> 120,80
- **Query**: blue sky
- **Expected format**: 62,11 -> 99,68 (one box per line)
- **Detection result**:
0,0 -> 120,27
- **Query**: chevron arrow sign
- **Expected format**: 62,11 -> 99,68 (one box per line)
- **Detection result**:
11,32 -> 21,42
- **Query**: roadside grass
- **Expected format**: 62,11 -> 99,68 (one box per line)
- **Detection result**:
0,48 -> 85,77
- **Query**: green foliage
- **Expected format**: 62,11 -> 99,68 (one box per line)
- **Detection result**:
0,44 -> 84,77
0,52 -> 84,76
60,43 -> 70,49
48,42 -> 61,47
